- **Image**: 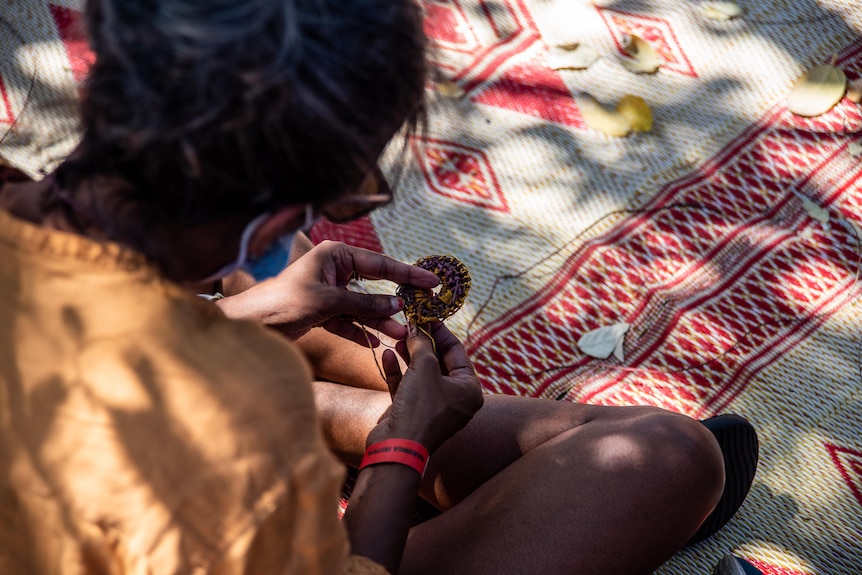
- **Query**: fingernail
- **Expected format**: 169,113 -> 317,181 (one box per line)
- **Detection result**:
392,297 -> 404,312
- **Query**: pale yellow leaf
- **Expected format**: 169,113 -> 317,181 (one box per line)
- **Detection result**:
620,35 -> 661,74
702,2 -> 743,21
793,191 -> 830,223
578,323 -> 630,360
847,78 -> 862,103
613,336 -> 626,362
802,198 -> 829,223
616,95 -> 653,132
849,142 -> 862,157
547,43 -> 600,71
436,80 -> 465,99
575,93 -> 631,137
787,64 -> 847,117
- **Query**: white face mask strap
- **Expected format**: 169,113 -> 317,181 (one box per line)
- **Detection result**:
301,204 -> 320,231
236,212 -> 271,265
276,205 -> 318,252
200,207 -> 313,283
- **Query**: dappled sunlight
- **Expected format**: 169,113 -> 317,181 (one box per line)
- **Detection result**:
2,0 -> 862,573
77,348 -> 159,414
583,429 -> 648,471
719,427 -> 862,574
379,5 -> 862,570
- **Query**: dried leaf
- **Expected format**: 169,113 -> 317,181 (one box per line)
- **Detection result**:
620,35 -> 661,74
849,142 -> 862,157
793,191 -> 830,223
702,2 -> 743,21
787,64 -> 847,117
436,80 -> 465,99
613,336 -> 626,362
575,93 -> 631,137
847,78 -> 862,103
547,43 -> 600,71
802,198 -> 830,223
616,95 -> 653,132
578,322 -> 630,360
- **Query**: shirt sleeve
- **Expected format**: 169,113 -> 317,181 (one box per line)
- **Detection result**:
343,555 -> 391,575
182,322 -> 389,575
210,451 -> 389,575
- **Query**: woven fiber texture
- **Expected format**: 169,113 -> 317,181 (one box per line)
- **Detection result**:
2,1 -> 861,574
318,2 -> 862,574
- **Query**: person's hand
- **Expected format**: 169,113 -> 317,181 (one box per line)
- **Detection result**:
369,322 -> 484,454
218,240 -> 440,344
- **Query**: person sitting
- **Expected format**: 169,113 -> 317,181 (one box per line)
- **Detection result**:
0,0 -> 758,573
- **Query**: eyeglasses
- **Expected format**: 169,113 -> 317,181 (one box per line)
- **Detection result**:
320,165 -> 393,224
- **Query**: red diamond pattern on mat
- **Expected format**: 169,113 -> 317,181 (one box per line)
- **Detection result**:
421,0 -> 480,53
597,8 -> 697,77
0,74 -> 13,124
421,0 -> 538,80
745,559 -> 811,575
471,49 -> 587,129
49,5 -> 94,84
825,442 -> 862,507
309,217 -> 384,253
465,41 -> 862,413
422,0 -> 585,128
411,137 -> 509,212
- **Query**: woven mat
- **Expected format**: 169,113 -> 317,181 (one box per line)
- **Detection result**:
2,1 -> 861,573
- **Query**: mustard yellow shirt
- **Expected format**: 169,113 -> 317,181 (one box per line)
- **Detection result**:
0,208 -> 387,575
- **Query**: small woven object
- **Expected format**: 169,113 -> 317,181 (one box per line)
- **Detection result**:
397,255 -> 471,324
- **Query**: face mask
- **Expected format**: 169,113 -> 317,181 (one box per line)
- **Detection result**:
203,206 -> 318,282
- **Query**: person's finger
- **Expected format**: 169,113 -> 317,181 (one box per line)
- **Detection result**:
320,318 -> 381,347
324,316 -> 406,349
356,317 -> 408,341
395,339 -> 409,363
327,289 -> 405,319
405,322 -> 438,366
429,322 -> 475,378
334,244 -> 440,288
381,349 -> 402,399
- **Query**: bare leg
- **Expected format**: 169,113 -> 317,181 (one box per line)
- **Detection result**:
252,235 -> 725,571
300,328 -> 390,390
314,382 -> 724,574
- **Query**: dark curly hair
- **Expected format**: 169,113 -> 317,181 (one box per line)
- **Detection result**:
55,0 -> 426,255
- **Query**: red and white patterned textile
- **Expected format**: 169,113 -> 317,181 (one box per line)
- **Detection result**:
2,1 -> 861,573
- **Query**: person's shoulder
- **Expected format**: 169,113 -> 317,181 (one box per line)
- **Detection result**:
127,285 -> 317,421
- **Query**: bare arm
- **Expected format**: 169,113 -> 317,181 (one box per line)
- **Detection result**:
216,239 -> 439,343
343,324 -> 483,572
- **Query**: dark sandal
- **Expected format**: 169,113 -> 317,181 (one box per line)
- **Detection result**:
712,553 -> 763,575
687,414 -> 759,545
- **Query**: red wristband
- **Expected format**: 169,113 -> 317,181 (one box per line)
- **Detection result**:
359,439 -> 429,477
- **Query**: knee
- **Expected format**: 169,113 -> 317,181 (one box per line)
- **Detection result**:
583,408 -> 726,543
632,410 -> 725,509
592,409 -> 724,505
